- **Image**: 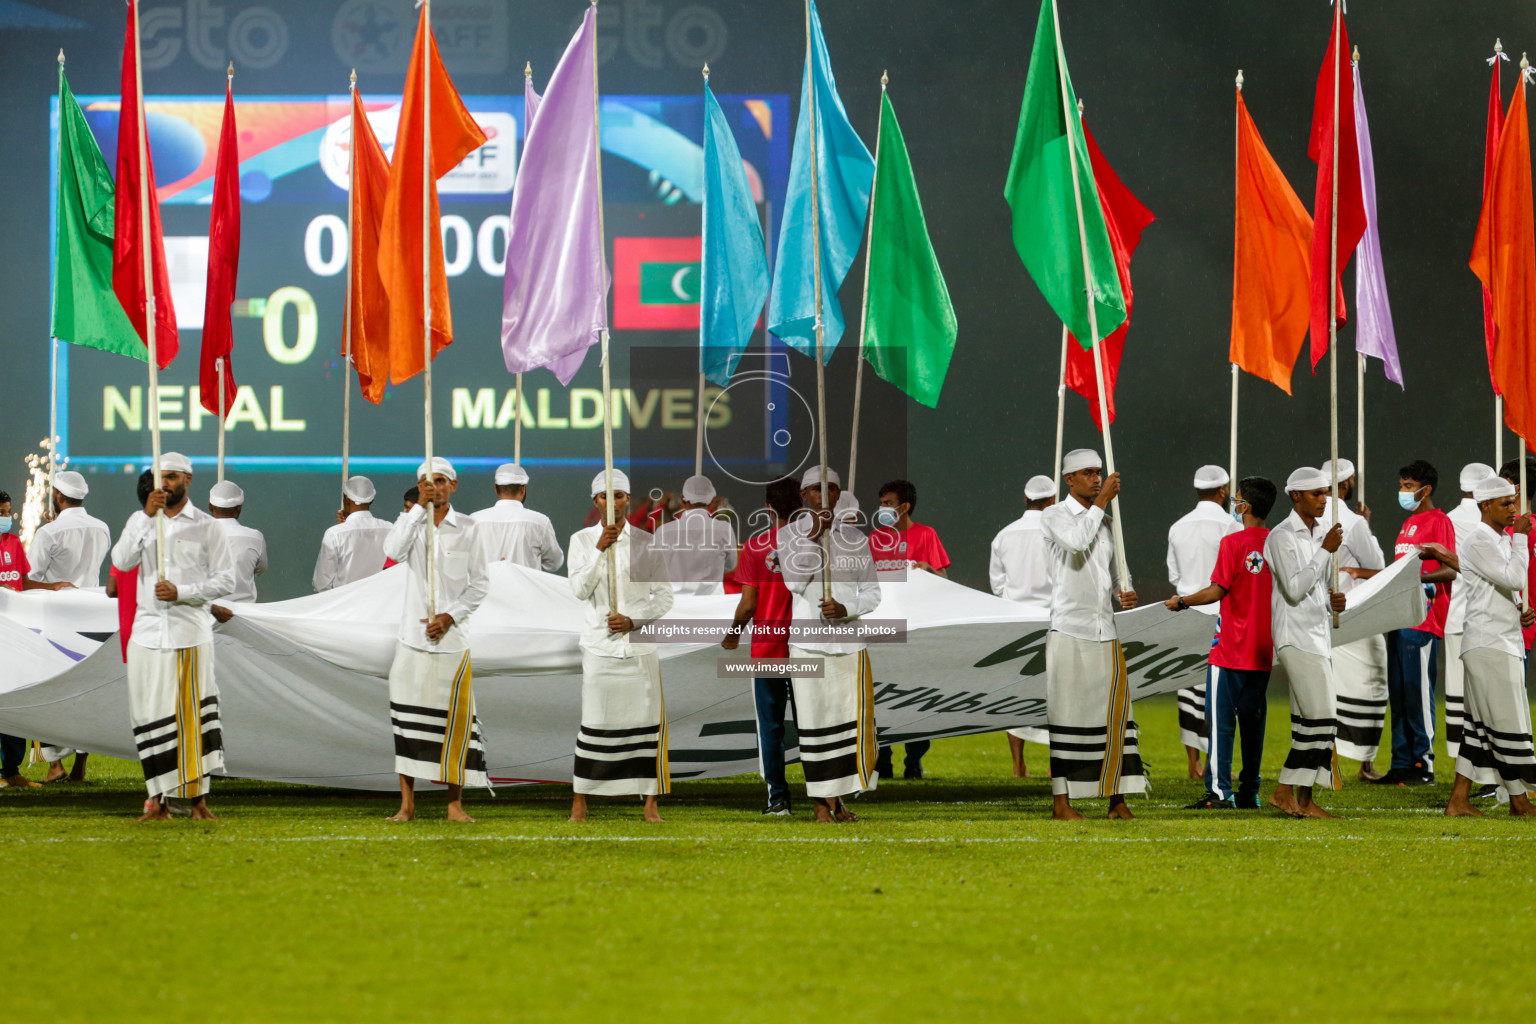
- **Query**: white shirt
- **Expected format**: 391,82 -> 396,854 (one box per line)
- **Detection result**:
470,498 -> 564,572
383,504 -> 490,653
650,507 -> 739,596
1041,497 -> 1118,641
1264,509 -> 1334,657
1167,501 -> 1241,615
568,521 -> 674,658
1458,520 -> 1530,658
1444,497 -> 1483,633
312,510 -> 393,591
777,516 -> 881,655
213,517 -> 267,603
989,509 -> 1052,616
27,506 -> 111,588
1321,496 -> 1386,597
110,504 -> 236,650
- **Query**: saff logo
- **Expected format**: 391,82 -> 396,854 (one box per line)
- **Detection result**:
1245,551 -> 1265,574
1408,525 -> 1419,537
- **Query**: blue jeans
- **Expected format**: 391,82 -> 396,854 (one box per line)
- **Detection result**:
1203,666 -> 1269,802
754,677 -> 792,803
1386,628 -> 1440,772
1,734 -> 25,778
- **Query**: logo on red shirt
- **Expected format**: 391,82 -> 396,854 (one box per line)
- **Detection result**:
1244,551 -> 1265,574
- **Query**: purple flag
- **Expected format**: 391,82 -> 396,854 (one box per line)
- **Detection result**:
1353,62 -> 1402,387
500,6 -> 608,385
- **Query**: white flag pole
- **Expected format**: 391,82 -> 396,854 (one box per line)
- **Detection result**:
592,0 -> 617,611
1327,1 -> 1342,628
420,0 -> 437,624
1052,324 -> 1068,499
848,71 -> 886,501
132,1 -> 167,583
1230,71 -> 1242,503
805,0 -> 832,602
341,68 -> 357,496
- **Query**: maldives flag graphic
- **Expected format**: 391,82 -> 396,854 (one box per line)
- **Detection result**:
614,236 -> 702,329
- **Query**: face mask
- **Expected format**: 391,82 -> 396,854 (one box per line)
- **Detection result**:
1231,509 -> 1245,525
0,516 -> 11,534
875,507 -> 899,528
1397,490 -> 1420,512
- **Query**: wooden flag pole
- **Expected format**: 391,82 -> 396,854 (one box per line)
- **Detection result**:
695,67 -> 711,480
216,61 -> 233,485
1051,0 -> 1130,592
1230,71 -> 1242,505
132,1 -> 167,583
592,0 -> 617,612
805,0 -> 831,601
1495,41 -> 1506,473
421,0 -> 437,623
849,70 -> 888,501
1352,46 -> 1364,512
341,68 -> 357,496
1327,0 -> 1342,629
516,66 -> 531,468
1053,324 -> 1068,498
1520,55 -> 1530,614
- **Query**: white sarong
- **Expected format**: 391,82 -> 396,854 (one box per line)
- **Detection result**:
1046,631 -> 1146,799
387,642 -> 488,789
1456,647 -> 1536,797
127,642 -> 224,799
1443,631 -> 1466,761
1008,726 -> 1049,744
574,650 -> 668,797
1276,646 -> 1340,789
1333,634 -> 1387,762
789,646 -> 878,799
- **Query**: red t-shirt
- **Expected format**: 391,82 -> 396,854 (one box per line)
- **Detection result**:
0,533 -> 30,591
111,565 -> 137,661
1504,518 -> 1536,650
1394,508 -> 1456,636
733,527 -> 793,659
1209,526 -> 1273,672
869,521 -> 950,574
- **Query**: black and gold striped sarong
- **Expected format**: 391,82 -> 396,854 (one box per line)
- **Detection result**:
387,642 -> 489,788
126,642 -> 225,799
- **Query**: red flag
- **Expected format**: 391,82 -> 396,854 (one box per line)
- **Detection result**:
112,0 -> 178,368
1482,58 -> 1507,393
1471,81 -> 1536,442
1306,6 -> 1366,369
1065,121 -> 1155,429
347,89 -> 394,405
376,5 -> 488,385
199,79 -> 240,416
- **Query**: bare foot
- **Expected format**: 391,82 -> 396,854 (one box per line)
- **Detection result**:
446,804 -> 476,823
568,794 -> 588,823
1186,748 -> 1203,780
68,754 -> 88,782
812,799 -> 837,823
1298,801 -> 1334,819
1357,761 -> 1383,782
387,808 -> 415,822
1269,787 -> 1304,818
1107,800 -> 1135,820
45,761 -> 67,783
1,775 -> 42,789
191,803 -> 218,821
1511,796 -> 1536,817
1444,799 -> 1484,817
833,800 -> 859,823
1051,796 -> 1085,821
643,797 -> 664,823
136,801 -> 170,822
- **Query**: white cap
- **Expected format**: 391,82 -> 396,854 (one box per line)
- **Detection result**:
1285,467 -> 1330,492
416,457 -> 457,482
209,480 -> 245,508
53,471 -> 88,500
1474,475 -> 1517,502
800,466 -> 841,490
591,469 -> 631,497
1193,465 -> 1230,489
1461,462 -> 1497,493
342,475 -> 376,504
494,463 -> 529,486
1024,475 -> 1056,501
1062,449 -> 1101,475
1319,458 -> 1355,483
156,452 -> 194,475
681,474 -> 716,503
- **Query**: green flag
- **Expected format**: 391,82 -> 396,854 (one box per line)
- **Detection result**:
861,90 -> 958,408
1004,0 -> 1125,347
52,64 -> 145,361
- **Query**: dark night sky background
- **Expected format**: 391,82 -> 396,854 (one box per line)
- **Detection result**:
3,0 -> 1536,600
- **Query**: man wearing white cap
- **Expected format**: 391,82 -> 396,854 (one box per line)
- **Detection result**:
313,476 -> 393,591
381,457 -> 491,822
1264,468 -> 1346,818
1166,465 -> 1241,780
568,469 -> 675,823
990,474 -> 1057,777
1441,462 -> 1496,766
109,452 -> 236,821
1445,476 -> 1536,817
1041,449 -> 1142,820
650,473 -> 737,596
471,463 -> 563,572
28,470 -> 111,589
206,480 -> 267,608
1317,457 -> 1390,780
778,465 -> 882,822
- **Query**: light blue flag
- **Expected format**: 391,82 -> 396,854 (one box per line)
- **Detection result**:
701,83 -> 771,386
767,0 -> 875,361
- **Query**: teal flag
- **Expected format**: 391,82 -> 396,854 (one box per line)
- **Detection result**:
766,0 -> 875,361
700,82 -> 770,386
52,64 -> 145,361
861,90 -> 957,408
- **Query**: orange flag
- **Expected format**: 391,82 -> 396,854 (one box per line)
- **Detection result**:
1230,90 -> 1314,394
347,90 -> 393,404
1471,80 -> 1536,441
376,5 -> 488,385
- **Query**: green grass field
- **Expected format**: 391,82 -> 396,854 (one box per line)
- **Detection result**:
4,693 -> 1533,1023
